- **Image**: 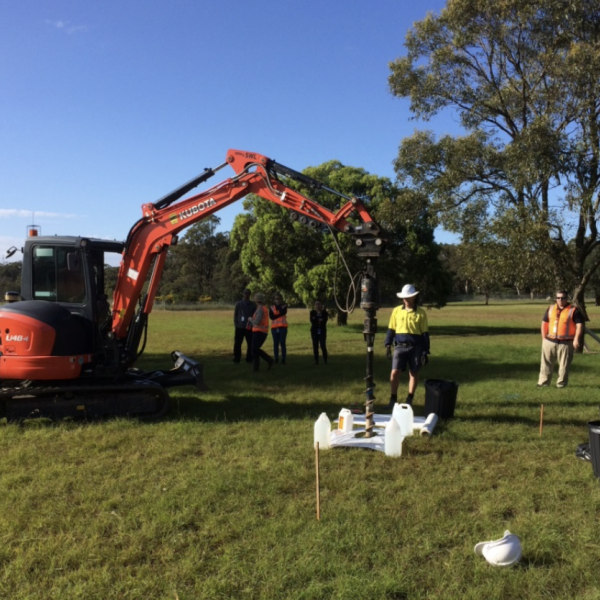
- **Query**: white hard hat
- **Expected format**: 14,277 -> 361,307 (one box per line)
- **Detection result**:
474,530 -> 522,567
397,284 -> 419,299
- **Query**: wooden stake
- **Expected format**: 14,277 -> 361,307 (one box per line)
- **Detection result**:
315,441 -> 321,521
539,404 -> 544,437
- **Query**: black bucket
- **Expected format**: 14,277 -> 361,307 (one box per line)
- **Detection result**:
424,379 -> 458,419
588,420 -> 600,478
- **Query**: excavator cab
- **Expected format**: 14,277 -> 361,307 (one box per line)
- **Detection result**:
24,236 -> 120,327
0,236 -> 124,382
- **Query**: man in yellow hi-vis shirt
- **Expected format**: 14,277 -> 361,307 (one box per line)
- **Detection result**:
383,284 -> 430,410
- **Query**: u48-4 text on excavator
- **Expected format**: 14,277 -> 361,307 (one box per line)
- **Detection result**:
0,149 -> 386,420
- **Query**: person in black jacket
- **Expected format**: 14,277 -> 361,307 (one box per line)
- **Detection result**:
309,301 -> 328,365
233,289 -> 256,363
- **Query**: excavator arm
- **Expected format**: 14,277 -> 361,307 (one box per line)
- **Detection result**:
111,149 -> 386,354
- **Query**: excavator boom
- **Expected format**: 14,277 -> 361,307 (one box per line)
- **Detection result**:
111,149 -> 385,352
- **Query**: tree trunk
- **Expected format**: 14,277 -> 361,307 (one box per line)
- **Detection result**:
572,284 -> 589,321
336,311 -> 348,326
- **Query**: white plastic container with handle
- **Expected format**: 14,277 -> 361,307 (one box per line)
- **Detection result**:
314,413 -> 331,449
393,403 -> 414,438
338,408 -> 354,433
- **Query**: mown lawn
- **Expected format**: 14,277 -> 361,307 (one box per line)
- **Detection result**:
1,301 -> 600,599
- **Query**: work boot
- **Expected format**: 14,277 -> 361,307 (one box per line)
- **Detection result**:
383,395 -> 398,411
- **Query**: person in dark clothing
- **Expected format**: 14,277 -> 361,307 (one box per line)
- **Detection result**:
269,292 -> 288,364
310,301 -> 328,364
248,292 -> 274,371
233,289 -> 256,363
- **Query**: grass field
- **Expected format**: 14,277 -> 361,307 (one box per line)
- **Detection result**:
2,301 -> 600,599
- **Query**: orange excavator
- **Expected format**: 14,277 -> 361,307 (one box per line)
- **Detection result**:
0,149 -> 386,420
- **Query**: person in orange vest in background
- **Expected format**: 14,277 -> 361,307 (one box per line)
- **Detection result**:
538,290 -> 584,388
248,292 -> 274,372
269,292 -> 288,364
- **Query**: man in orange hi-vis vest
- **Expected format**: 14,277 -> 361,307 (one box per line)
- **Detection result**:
248,292 -> 274,372
538,290 -> 584,388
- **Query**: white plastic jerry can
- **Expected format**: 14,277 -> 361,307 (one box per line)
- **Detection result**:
393,403 -> 414,438
384,417 -> 402,457
314,413 -> 331,449
338,408 -> 354,433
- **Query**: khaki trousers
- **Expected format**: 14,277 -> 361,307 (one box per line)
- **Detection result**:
538,338 -> 574,388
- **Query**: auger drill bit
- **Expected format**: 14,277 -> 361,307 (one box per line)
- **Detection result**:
359,260 -> 380,438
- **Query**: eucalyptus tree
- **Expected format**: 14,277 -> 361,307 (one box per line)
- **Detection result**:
159,215 -> 229,302
389,0 -> 600,310
0,261 -> 21,297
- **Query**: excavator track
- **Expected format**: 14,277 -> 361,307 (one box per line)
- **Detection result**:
0,379 -> 170,421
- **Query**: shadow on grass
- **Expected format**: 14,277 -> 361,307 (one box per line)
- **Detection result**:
167,396 -> 465,430
518,555 -> 567,569
453,413 -> 593,429
167,394 -> 351,423
474,398 -> 600,410
343,323 -> 539,337
13,347 -> 596,426
149,351 -> 550,388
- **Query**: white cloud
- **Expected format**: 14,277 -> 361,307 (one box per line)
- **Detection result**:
0,209 -> 81,219
46,20 -> 88,34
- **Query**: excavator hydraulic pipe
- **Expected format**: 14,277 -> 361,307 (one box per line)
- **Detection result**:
153,162 -> 227,210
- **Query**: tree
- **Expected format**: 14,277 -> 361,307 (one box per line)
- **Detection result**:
438,244 -> 467,295
230,161 -> 452,318
211,213 -> 257,303
389,0 -> 600,312
157,216 -> 228,302
585,244 -> 600,305
0,261 -> 21,297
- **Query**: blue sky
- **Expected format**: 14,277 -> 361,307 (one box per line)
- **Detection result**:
0,0 -> 456,264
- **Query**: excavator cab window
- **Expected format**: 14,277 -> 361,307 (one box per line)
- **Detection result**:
32,246 -> 87,304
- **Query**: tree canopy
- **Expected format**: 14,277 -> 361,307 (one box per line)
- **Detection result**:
230,160 -> 452,312
158,216 -> 229,302
389,0 -> 600,307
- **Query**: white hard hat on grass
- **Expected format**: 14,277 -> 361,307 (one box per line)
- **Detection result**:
397,284 -> 419,299
474,530 -> 522,566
